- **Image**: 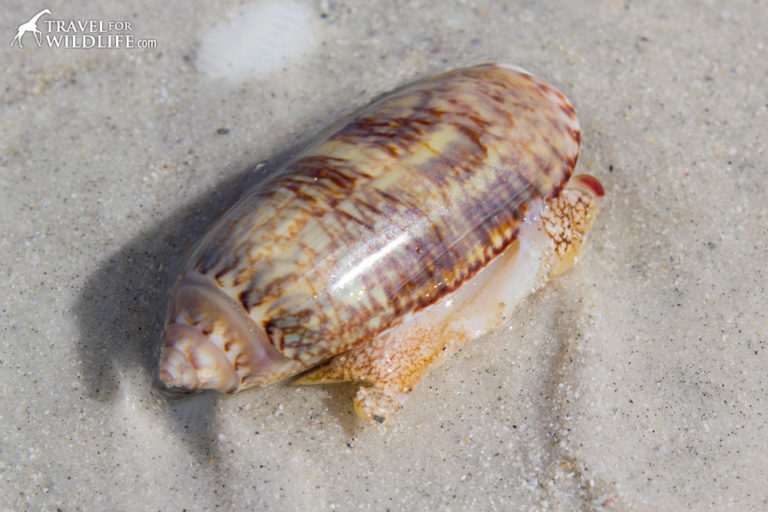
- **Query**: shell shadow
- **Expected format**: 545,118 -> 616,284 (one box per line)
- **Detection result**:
73,140 -> 305,455
73,163 -> 262,398
71,79 -> 433,447
157,389 -> 220,463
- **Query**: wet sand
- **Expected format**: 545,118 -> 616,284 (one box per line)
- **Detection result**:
1,1 -> 766,510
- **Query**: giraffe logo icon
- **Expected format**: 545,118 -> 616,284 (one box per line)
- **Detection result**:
10,9 -> 52,48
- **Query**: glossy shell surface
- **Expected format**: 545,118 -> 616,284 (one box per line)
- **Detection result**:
159,63 -> 600,421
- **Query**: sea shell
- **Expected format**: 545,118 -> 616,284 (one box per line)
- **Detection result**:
158,63 -> 604,425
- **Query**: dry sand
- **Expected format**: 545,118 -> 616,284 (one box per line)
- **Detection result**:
1,1 -> 766,510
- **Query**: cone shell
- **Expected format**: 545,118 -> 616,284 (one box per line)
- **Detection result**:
159,63 -> 583,393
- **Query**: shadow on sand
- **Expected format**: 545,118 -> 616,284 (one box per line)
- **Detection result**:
71,76 -> 456,450
73,127 -> 370,462
73,157 -> 263,461
72,131 -> 311,453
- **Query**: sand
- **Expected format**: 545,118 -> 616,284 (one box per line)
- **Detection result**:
1,0 -> 766,510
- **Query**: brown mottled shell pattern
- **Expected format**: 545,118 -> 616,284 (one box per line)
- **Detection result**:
185,64 -> 580,362
159,63 -> 602,424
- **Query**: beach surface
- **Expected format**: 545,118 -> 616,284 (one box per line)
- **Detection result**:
1,1 -> 766,510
